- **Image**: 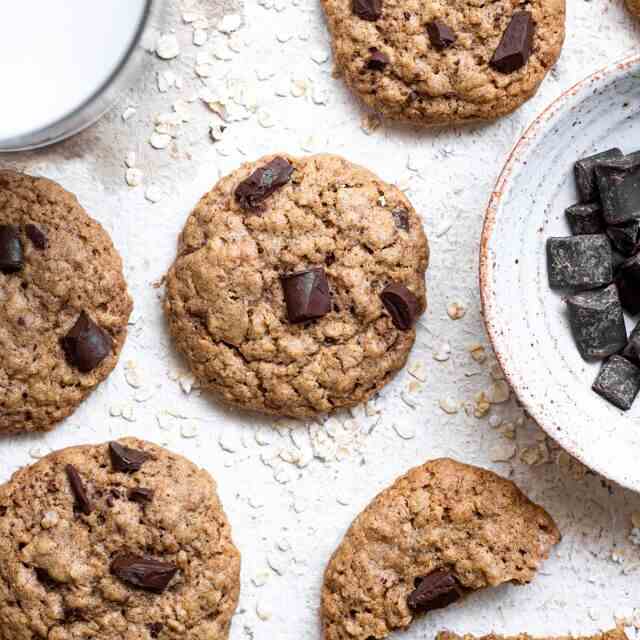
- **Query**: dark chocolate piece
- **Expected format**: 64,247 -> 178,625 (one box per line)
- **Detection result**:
110,554 -> 178,593
281,267 -> 331,323
606,220 -> 640,257
595,157 -> 640,225
235,157 -> 294,210
380,282 -> 419,330
546,235 -> 613,290
392,208 -> 410,231
565,202 -> 604,236
61,311 -> 113,373
566,284 -> 627,360
489,12 -> 534,74
615,254 -> 640,315
366,49 -> 389,71
407,569 -> 463,613
65,464 -> 92,515
623,320 -> 640,363
128,487 -> 155,504
109,442 -> 151,473
426,20 -> 456,50
352,0 -> 382,21
574,148 -> 623,203
0,224 -> 24,273
148,623 -> 164,639
592,355 -> 640,411
25,224 -> 47,250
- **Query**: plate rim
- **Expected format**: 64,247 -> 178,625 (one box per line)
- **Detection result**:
479,53 -> 640,492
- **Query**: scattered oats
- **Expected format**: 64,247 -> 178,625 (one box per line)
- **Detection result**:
276,28 -> 293,43
195,62 -> 213,78
336,493 -> 351,506
487,380 -> 510,404
121,405 -> 136,422
41,511 -> 59,529
300,135 -> 318,152
490,441 -> 517,462
210,123 -> 227,142
156,33 -> 180,60
213,40 -> 233,61
149,132 -> 172,150
290,77 -> 308,97
122,106 -> 137,121
173,98 -> 192,122
252,571 -> 270,587
292,497 -> 307,513
256,65 -> 276,81
395,175 -> 411,192
134,388 -> 154,403
433,343 -> 451,362
124,151 -> 137,168
216,141 -> 233,157
218,430 -> 240,453
125,167 -> 143,187
400,391 -> 417,410
473,392 -> 490,418
435,219 -> 453,237
274,468 -> 291,484
248,495 -> 265,509
393,422 -> 416,440
180,422 -> 198,439
258,110 -> 275,128
312,84 -> 330,105
125,366 -> 142,389
406,152 -> 426,173
109,405 -> 123,418
447,302 -> 466,320
361,113 -> 382,134
364,401 -> 380,417
274,77 -> 290,97
256,601 -> 272,622
193,28 -> 208,46
255,426 -> 274,446
29,446 -> 47,459
407,361 -> 427,382
228,33 -> 244,53
218,13 -> 242,33
490,362 -> 505,380
468,343 -> 487,363
488,414 -> 502,428
267,553 -> 288,576
157,70 -> 176,92
179,373 -> 197,394
145,186 -> 163,204
439,398 -> 459,414
311,47 -> 330,64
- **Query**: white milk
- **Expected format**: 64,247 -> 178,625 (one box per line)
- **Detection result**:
0,0 -> 147,140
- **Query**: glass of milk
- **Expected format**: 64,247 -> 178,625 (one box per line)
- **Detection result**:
0,0 -> 160,151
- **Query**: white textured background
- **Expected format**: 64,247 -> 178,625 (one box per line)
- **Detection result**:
2,1 -> 640,639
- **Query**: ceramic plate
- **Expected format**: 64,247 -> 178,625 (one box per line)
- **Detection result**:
481,54 -> 640,492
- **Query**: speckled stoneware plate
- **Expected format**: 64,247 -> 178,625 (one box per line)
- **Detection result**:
481,54 -> 640,493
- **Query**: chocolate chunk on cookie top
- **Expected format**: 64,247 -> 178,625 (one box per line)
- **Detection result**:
109,441 -> 152,473
235,156 -> 294,210
165,154 -> 429,418
0,171 -> 132,433
322,459 -> 560,640
0,439 -> 241,640
321,0 -> 565,125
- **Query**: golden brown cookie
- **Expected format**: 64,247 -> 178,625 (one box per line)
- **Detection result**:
321,0 -> 566,125
0,171 -> 132,433
322,458 -> 561,640
165,153 -> 429,418
438,629 -> 629,640
0,438 -> 241,639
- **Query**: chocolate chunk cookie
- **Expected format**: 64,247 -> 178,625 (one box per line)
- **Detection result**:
0,438 -> 241,639
321,0 -> 565,125
165,154 -> 429,418
626,0 -> 640,18
322,458 -> 560,640
0,171 -> 132,433
438,630 -> 628,640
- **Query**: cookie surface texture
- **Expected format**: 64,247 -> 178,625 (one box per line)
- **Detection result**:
0,170 -> 132,433
165,153 -> 429,418
321,0 -> 566,125
0,438 -> 241,639
321,458 -> 561,640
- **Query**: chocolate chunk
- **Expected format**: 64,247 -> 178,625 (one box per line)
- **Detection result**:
566,284 -> 627,360
148,623 -> 164,639
623,320 -> 640,363
595,157 -> 640,225
381,282 -> 419,330
574,148 -> 623,203
565,202 -> 604,235
235,157 -> 294,210
281,267 -> 331,323
25,224 -> 47,250
607,220 -> 640,257
615,254 -> 640,315
546,235 -> 612,290
128,487 -> 155,504
366,49 -> 389,71
489,12 -> 534,74
110,553 -> 178,593
352,0 -> 382,21
65,464 -> 92,515
61,311 -> 113,373
0,224 -> 24,273
426,20 -> 456,50
109,442 -> 151,473
407,569 -> 463,613
392,208 -> 410,231
592,355 -> 640,411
